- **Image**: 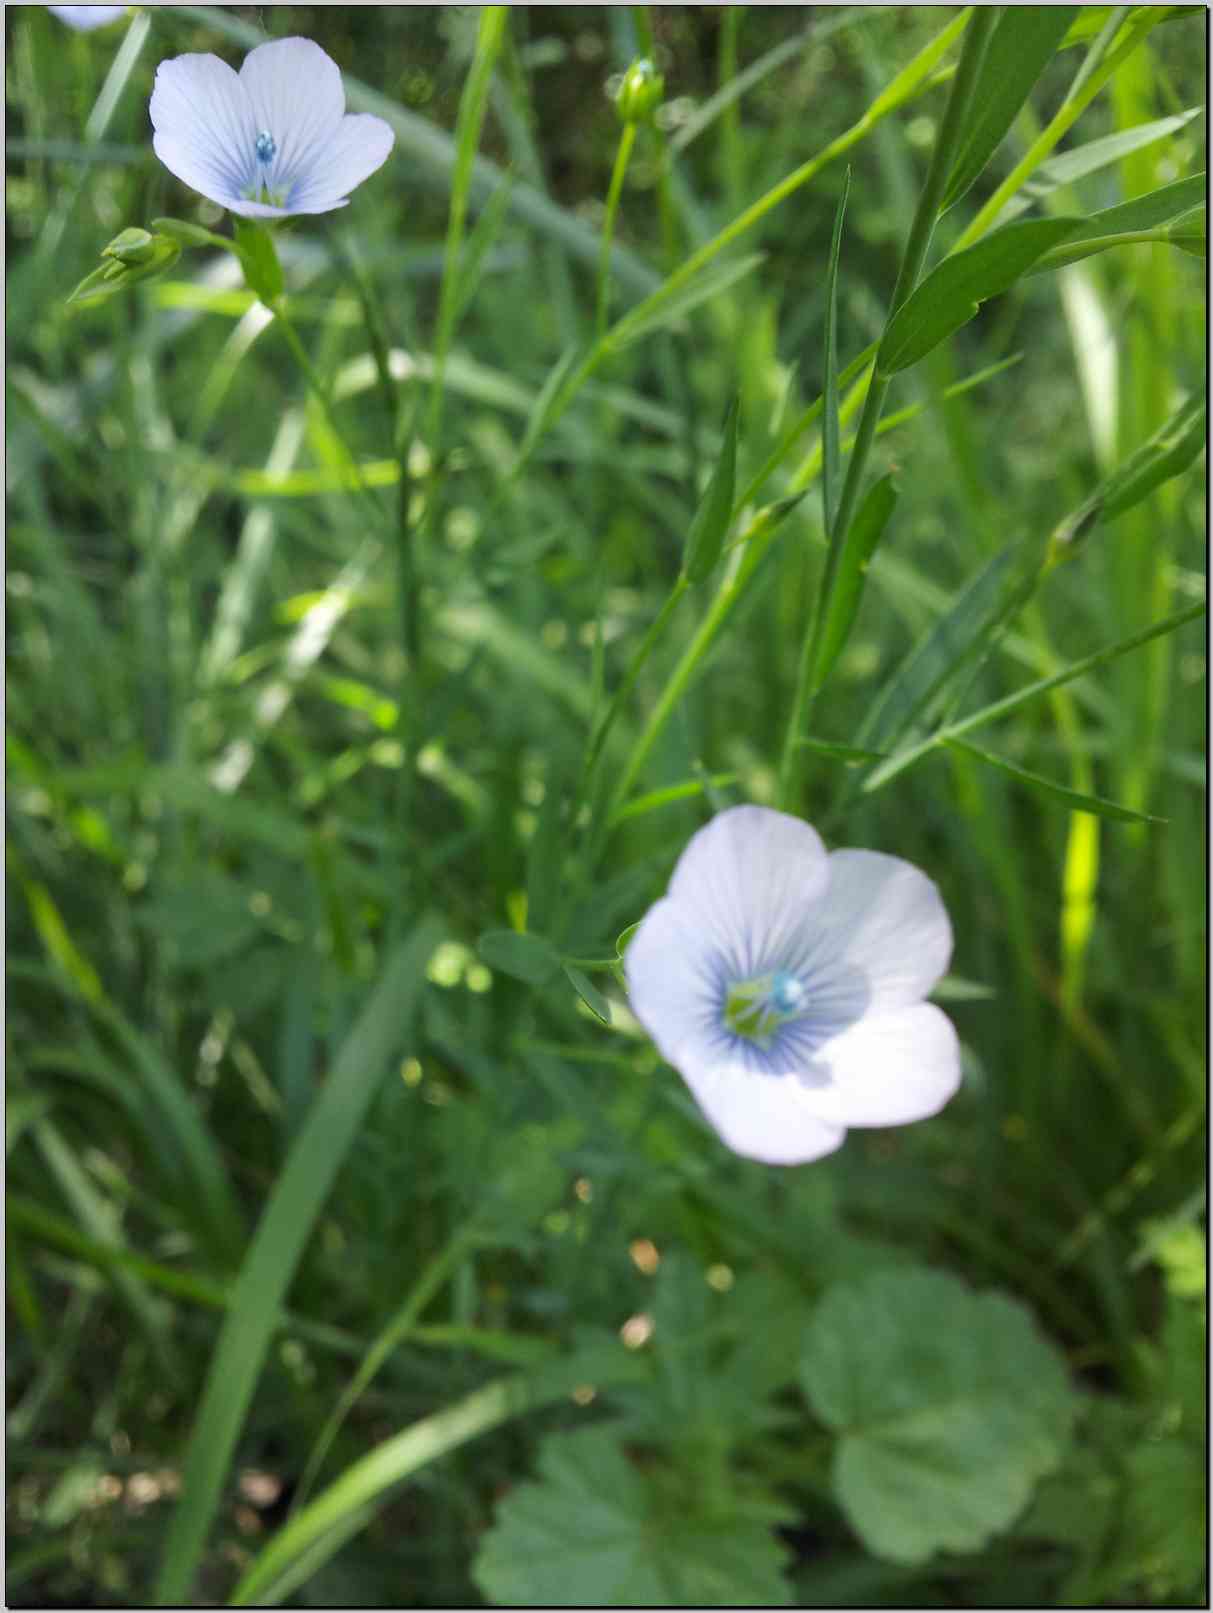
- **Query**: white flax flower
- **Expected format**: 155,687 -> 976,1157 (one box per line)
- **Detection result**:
149,37 -> 394,219
625,806 -> 961,1165
49,6 -> 126,30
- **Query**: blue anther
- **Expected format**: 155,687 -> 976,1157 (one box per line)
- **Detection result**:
770,971 -> 806,1014
255,130 -> 276,164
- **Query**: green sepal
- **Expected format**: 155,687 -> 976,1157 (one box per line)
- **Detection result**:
233,218 -> 285,307
67,230 -> 182,308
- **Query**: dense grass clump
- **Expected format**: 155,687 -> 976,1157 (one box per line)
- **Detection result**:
6,6 -> 1206,1607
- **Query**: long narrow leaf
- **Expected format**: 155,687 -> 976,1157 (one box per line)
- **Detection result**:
877,218 -> 1084,373
944,736 -> 1166,824
813,474 -> 898,693
154,919 -> 444,1604
865,599 -> 1206,790
943,8 -> 1079,211
822,172 -> 851,538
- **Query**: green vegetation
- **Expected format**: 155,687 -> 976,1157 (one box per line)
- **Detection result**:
6,6 -> 1206,1606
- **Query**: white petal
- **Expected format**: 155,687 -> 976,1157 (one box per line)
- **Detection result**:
150,53 -> 257,212
238,38 -> 345,196
674,1048 -> 847,1165
796,1003 -> 961,1128
49,5 -> 124,29
666,806 -> 830,980
791,848 -> 952,1024
284,113 -> 395,214
625,896 -> 730,1071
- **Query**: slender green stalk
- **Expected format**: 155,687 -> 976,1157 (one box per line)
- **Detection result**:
292,1230 -> 483,1514
596,122 -> 638,340
508,9 -> 968,481
777,3 -> 998,810
583,576 -> 689,788
427,5 -> 508,454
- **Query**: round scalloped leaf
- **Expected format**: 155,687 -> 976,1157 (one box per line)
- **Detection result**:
473,1426 -> 793,1606
800,1267 -> 1076,1564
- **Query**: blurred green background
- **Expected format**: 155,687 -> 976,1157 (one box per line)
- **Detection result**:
6,5 -> 1207,1606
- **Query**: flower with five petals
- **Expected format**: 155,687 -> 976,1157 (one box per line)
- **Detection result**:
625,806 -> 961,1165
149,36 -> 394,219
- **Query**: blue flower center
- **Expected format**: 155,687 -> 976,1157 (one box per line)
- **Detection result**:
724,969 -> 807,1048
255,129 -> 277,165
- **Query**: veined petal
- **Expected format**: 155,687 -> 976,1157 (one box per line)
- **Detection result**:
675,1048 -> 847,1165
667,806 -> 830,979
791,848 -> 952,1022
625,896 -> 730,1070
796,1003 -> 961,1127
150,53 -> 257,212
239,37 -> 345,195
285,113 -> 395,214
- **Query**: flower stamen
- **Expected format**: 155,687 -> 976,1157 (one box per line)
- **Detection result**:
724,969 -> 807,1048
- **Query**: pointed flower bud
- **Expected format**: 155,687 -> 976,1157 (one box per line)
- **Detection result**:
615,57 -> 664,125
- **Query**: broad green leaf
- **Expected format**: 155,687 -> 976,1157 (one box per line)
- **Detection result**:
998,108 -> 1203,222
1027,172 -> 1207,271
473,1426 -> 794,1606
609,252 -> 766,350
943,8 -> 1079,211
944,736 -> 1166,824
822,172 -> 850,538
812,474 -> 898,692
154,920 -> 444,1603
801,1268 -> 1076,1564
564,965 -> 612,1024
477,928 -> 561,984
682,399 -> 739,584
878,218 -> 1083,372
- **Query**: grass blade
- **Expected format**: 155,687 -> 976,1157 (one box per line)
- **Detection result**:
821,170 -> 851,539
865,599 -> 1206,790
153,918 -> 444,1604
943,736 -> 1166,824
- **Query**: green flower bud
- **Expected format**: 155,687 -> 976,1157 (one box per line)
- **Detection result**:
101,226 -> 157,266
615,58 -> 664,125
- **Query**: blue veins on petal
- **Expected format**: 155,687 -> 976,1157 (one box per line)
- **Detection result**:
624,804 -> 961,1165
148,37 -> 395,219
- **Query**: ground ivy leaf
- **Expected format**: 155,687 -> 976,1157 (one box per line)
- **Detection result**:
473,1425 -> 794,1606
800,1268 -> 1076,1564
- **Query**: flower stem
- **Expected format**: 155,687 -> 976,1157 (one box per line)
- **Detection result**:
595,121 -> 638,341
777,3 -> 998,811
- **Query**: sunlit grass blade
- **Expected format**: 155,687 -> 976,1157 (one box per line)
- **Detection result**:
153,918 -> 444,1605
1028,173 -> 1207,272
